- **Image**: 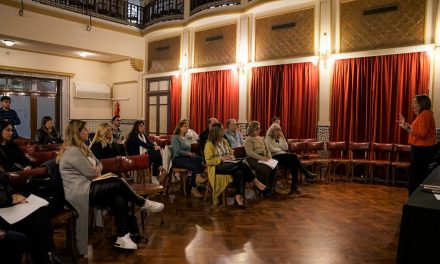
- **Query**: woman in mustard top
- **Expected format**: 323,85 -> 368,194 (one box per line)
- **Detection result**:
399,95 -> 438,195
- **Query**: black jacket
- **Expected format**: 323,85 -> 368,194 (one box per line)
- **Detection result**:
125,132 -> 155,156
90,141 -> 121,159
0,142 -> 32,173
35,129 -> 63,145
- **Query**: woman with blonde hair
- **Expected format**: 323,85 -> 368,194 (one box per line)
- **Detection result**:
90,123 -> 121,159
58,120 -> 164,255
243,121 -> 275,194
265,124 -> 316,194
205,123 -> 271,208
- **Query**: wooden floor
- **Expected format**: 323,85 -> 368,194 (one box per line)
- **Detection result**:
56,180 -> 408,264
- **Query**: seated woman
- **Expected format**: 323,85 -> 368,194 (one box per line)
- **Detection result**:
265,124 -> 317,194
0,174 -> 67,264
58,120 -> 164,255
0,121 -> 32,172
125,121 -> 163,177
171,121 -> 206,198
90,123 -> 121,159
243,121 -> 276,190
204,123 -> 271,208
180,118 -> 199,144
35,116 -> 63,145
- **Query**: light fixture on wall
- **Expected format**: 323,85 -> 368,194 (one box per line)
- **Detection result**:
78,51 -> 92,58
320,32 -> 330,68
178,53 -> 188,75
2,40 -> 15,47
237,61 -> 247,75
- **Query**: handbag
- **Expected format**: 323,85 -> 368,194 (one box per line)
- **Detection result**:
26,176 -> 65,213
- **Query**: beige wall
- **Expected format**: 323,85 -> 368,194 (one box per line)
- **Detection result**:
0,47 -> 112,119
110,60 -> 144,120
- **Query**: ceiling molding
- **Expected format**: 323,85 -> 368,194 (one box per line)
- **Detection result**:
0,64 -> 75,77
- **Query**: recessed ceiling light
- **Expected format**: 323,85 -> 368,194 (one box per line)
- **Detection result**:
2,40 -> 15,47
78,51 -> 92,58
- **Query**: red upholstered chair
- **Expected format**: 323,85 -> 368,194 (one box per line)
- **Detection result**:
287,138 -> 299,143
391,144 -> 411,185
191,143 -> 201,156
327,141 -> 350,180
19,144 -> 39,155
13,137 -> 33,146
100,157 -> 121,175
27,150 -> 58,167
289,142 -> 306,159
119,155 -> 151,183
38,143 -> 62,152
349,142 -> 371,182
232,146 -> 246,159
299,138 -> 316,143
369,143 -> 393,184
304,141 -> 325,160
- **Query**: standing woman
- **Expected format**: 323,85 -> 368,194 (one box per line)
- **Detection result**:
0,121 -> 32,172
35,116 -> 63,145
90,123 -> 121,159
265,124 -> 316,194
205,123 -> 271,208
171,121 -> 206,197
243,121 -> 276,190
399,95 -> 438,195
126,121 -> 163,177
58,120 -> 164,255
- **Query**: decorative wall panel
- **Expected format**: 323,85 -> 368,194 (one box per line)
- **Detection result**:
255,8 -> 314,61
194,24 -> 237,68
148,36 -> 181,73
340,0 -> 425,52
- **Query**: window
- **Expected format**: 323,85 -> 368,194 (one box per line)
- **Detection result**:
147,78 -> 170,135
0,75 -> 60,140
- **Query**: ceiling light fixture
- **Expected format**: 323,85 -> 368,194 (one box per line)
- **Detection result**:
2,40 -> 15,47
78,51 -> 91,58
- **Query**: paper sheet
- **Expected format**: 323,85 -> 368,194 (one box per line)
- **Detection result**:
258,158 -> 279,169
0,194 -> 49,224
434,194 -> 440,200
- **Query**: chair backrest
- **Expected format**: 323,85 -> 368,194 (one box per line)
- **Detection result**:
371,143 -> 393,161
38,143 -> 62,152
394,144 -> 411,162
19,144 -> 39,155
233,146 -> 246,159
289,142 -> 306,154
327,141 -> 346,159
120,155 -> 150,171
27,151 -> 58,167
287,138 -> 298,143
349,142 -> 370,159
100,157 -> 120,174
191,143 -> 200,155
306,141 -> 324,152
299,138 -> 316,142
13,137 -> 33,146
6,167 -> 49,192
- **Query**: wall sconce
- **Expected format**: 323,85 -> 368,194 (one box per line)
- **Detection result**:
237,61 -> 247,75
320,32 -> 330,68
178,53 -> 188,75
1,40 -> 15,47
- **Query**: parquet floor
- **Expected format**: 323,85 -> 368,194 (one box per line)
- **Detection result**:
55,180 -> 408,264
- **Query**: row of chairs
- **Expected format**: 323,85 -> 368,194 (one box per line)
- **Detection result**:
288,141 -> 411,185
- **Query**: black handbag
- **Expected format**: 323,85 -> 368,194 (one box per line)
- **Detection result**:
26,176 -> 65,213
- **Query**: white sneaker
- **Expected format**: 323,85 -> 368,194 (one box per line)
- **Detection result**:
142,199 -> 164,213
114,233 -> 137,250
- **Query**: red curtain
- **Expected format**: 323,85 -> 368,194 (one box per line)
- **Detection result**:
189,70 -> 239,133
330,52 -> 430,144
250,62 -> 319,138
169,75 -> 181,134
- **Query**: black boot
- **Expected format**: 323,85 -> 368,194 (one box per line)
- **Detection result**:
289,185 -> 301,195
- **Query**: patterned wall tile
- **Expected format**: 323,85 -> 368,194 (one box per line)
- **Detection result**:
148,36 -> 181,73
255,8 -> 314,61
194,24 -> 237,68
340,0 -> 425,52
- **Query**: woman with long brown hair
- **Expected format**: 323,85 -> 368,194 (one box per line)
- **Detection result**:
35,116 -> 63,145
171,120 -> 205,197
58,120 -> 164,255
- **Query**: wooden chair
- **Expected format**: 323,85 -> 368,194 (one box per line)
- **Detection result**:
303,141 -> 325,159
6,168 -> 77,260
38,143 -> 62,152
232,146 -> 246,159
327,141 -> 350,181
120,155 -> 151,183
349,142 -> 371,182
27,150 -> 58,167
131,183 -> 164,230
306,142 -> 330,181
289,142 -> 306,159
369,143 -> 393,184
19,144 -> 38,155
391,144 -> 411,185
100,157 -> 120,175
299,138 -> 316,142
